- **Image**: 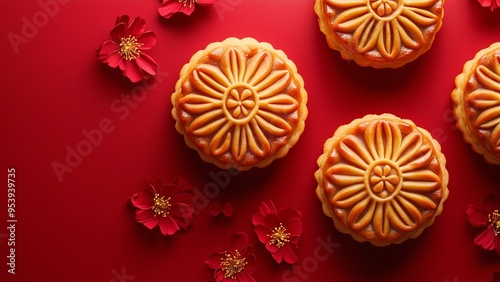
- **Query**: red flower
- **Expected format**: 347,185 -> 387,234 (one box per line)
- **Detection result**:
478,0 -> 499,11
96,15 -> 158,83
466,192 -> 500,254
205,232 -> 257,282
130,176 -> 195,236
158,0 -> 218,19
209,201 -> 234,217
251,200 -> 303,264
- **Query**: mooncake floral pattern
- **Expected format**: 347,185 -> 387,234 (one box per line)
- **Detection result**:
325,119 -> 443,240
466,52 -> 500,154
326,0 -> 441,60
179,47 -> 299,166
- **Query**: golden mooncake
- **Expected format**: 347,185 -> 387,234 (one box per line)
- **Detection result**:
314,0 -> 445,69
452,42 -> 500,165
171,37 -> 308,171
315,114 -> 449,246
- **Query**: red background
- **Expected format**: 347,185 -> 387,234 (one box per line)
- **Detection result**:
1,0 -> 500,281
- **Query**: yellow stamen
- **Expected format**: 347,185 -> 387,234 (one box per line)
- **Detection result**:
152,194 -> 171,217
489,210 -> 500,236
267,223 -> 291,248
178,0 -> 198,8
220,250 -> 247,279
119,35 -> 143,60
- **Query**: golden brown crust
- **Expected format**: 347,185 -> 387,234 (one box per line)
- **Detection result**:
171,37 -> 308,171
315,114 -> 449,246
314,0 -> 445,69
452,42 -> 500,165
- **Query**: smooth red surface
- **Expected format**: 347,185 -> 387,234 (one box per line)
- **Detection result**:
1,1 -> 500,281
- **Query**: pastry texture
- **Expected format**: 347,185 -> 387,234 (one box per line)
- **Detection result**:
314,0 -> 445,68
315,114 -> 449,246
452,42 -> 500,165
171,37 -> 308,170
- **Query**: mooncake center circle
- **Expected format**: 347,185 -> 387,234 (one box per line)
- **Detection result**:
222,83 -> 259,125
365,159 -> 403,202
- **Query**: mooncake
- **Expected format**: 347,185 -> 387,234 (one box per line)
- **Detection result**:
315,114 -> 449,246
171,37 -> 308,171
452,42 -> 500,165
314,0 -> 445,68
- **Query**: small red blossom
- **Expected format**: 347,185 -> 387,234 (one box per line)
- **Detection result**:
96,15 -> 158,83
466,192 -> 500,254
130,176 -> 195,236
478,0 -> 499,11
252,199 -> 303,264
209,201 -> 234,217
205,232 -> 256,282
158,0 -> 218,19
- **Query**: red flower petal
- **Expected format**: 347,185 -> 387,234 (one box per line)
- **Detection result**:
157,216 -> 180,235
135,209 -> 159,229
170,192 -> 195,206
281,244 -> 298,264
271,250 -> 284,264
158,0 -> 195,18
204,250 -> 223,269
213,270 -> 225,282
130,188 -> 154,210
198,0 -> 218,4
285,220 -> 303,245
137,31 -> 156,50
262,214 -> 281,231
171,176 -> 195,194
110,22 -> 127,44
478,0 -> 500,11
104,50 -> 123,69
96,40 -> 118,59
122,59 -> 143,83
115,15 -> 129,26
466,204 -> 489,228
230,232 -> 249,250
222,202 -> 234,217
135,53 -> 158,76
265,238 -> 280,254
124,16 -> 146,38
474,226 -> 497,251
278,208 -> 302,224
209,202 -> 233,217
209,202 -> 223,216
237,272 -> 257,282
241,253 -> 257,273
254,224 -> 272,244
251,199 -> 277,226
